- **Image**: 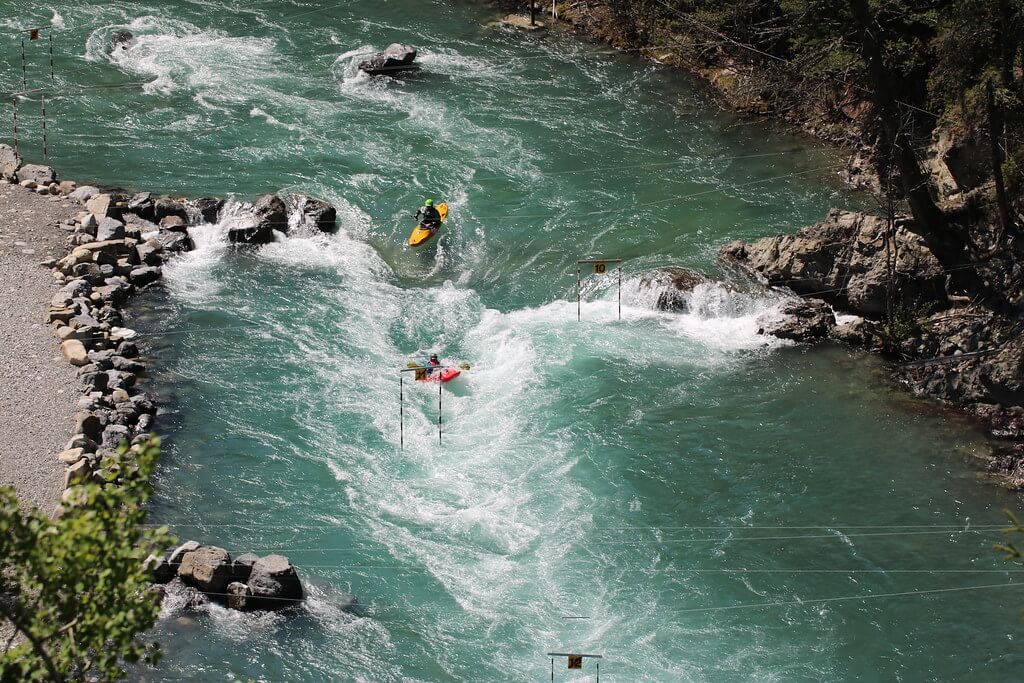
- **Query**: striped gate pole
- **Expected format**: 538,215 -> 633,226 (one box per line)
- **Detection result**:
41,95 -> 48,162
12,98 -> 19,161
21,38 -> 27,89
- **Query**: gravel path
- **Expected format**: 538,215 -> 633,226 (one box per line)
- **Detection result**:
0,180 -> 80,511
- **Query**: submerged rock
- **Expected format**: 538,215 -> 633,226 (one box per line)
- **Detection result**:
637,267 -> 711,312
359,43 -> 418,75
111,31 -> 137,52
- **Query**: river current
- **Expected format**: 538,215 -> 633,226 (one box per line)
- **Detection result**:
2,1 -> 1022,680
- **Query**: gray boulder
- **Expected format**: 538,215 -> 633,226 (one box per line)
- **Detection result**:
831,316 -> 885,350
96,218 -> 125,242
232,553 -> 259,582
757,299 -> 836,342
167,540 -> 200,567
69,185 -> 100,203
294,195 -> 337,233
188,197 -> 225,224
253,194 -> 289,233
155,229 -> 193,254
74,412 -> 103,440
129,266 -> 162,287
0,144 -> 20,181
154,198 -> 187,222
227,220 -> 274,245
126,192 -> 155,220
16,164 -> 56,186
136,240 -> 164,266
247,554 -> 303,609
159,215 -> 188,231
226,582 -> 252,610
178,545 -> 233,595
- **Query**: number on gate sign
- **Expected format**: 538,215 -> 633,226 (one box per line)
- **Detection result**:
593,261 -> 606,274
567,655 -> 583,669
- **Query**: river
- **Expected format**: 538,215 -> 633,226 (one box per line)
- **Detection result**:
3,1 -> 1022,680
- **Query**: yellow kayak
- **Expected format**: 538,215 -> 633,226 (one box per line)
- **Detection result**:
407,203 -> 448,247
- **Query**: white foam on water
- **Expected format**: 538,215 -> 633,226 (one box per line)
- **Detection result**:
249,107 -> 300,132
86,16 -> 293,104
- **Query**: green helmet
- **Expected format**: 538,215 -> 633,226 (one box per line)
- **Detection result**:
424,199 -> 434,207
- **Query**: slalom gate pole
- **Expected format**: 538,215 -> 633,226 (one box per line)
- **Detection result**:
48,30 -> 54,82
399,374 -> 404,450
576,265 -> 581,321
41,95 -> 47,162
438,382 -> 442,445
20,38 -> 27,89
617,266 -> 622,320
12,98 -> 18,160
551,658 -> 554,682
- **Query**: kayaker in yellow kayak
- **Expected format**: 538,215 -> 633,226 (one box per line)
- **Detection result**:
414,199 -> 442,231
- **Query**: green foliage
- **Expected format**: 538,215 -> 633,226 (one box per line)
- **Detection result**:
0,438 -> 172,682
994,508 -> 1024,562
883,297 -> 935,352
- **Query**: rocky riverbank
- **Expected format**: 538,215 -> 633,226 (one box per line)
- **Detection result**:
0,145 -> 327,614
718,208 -> 1024,485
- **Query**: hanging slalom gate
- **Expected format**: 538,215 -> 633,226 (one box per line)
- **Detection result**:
576,259 -> 623,321
547,652 -> 602,681
11,26 -> 57,162
398,366 -> 450,449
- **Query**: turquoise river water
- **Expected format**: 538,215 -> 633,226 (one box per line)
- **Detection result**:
4,1 -> 1024,680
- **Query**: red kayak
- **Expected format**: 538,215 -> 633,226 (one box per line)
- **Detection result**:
417,367 -> 461,383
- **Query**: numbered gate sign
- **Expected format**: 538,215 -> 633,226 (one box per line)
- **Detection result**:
567,655 -> 583,669
592,261 -> 606,274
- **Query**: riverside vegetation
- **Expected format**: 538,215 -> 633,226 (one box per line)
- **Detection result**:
499,0 -> 1024,484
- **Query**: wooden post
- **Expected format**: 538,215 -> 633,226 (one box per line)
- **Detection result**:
986,79 -> 1013,239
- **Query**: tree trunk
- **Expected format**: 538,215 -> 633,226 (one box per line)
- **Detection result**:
847,0 -> 960,257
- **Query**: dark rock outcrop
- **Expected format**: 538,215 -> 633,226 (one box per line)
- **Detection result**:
126,192 -> 155,220
228,194 -> 288,244
720,209 -> 948,318
359,43 -> 418,75
188,197 -> 225,224
294,195 -> 338,233
757,299 -> 836,342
